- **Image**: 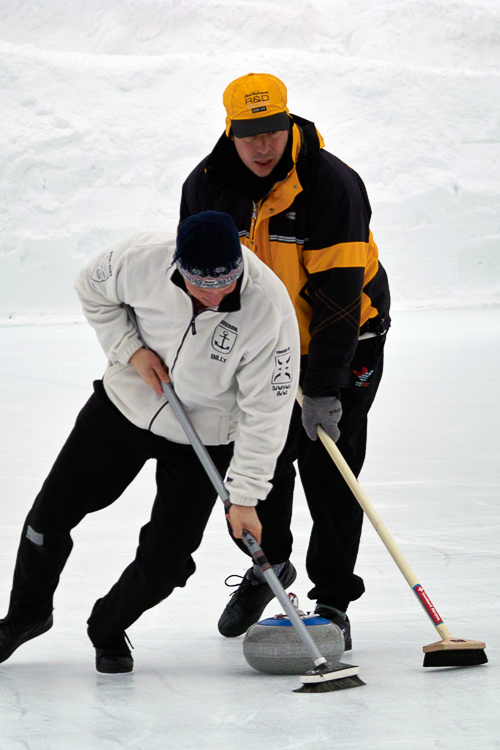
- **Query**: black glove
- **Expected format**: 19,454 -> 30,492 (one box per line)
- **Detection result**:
302,395 -> 342,442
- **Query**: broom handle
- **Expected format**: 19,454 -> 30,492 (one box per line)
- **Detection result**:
122,304 -> 328,668
296,387 -> 452,641
162,380 -> 328,668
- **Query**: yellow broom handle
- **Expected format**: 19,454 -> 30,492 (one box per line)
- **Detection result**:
296,386 -> 451,641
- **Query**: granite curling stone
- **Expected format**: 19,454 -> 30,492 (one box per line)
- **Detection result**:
243,615 -> 345,675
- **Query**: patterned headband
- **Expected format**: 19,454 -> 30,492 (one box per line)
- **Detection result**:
176,259 -> 244,289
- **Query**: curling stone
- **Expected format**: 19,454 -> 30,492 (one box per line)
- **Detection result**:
243,614 -> 344,675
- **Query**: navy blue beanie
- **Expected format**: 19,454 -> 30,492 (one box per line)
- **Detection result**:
174,211 -> 243,289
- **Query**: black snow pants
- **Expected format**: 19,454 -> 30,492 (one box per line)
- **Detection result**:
5,380 -> 233,647
230,334 -> 386,612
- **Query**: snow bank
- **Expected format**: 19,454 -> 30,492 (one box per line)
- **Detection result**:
1,0 -> 499,320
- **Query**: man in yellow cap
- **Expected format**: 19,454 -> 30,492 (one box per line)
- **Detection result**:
180,72 -> 391,649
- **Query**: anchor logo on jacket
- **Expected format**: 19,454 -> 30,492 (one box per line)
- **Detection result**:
211,321 -> 238,361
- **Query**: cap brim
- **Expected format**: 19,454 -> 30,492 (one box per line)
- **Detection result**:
231,111 -> 291,138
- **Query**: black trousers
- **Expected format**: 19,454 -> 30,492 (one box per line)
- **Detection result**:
232,335 -> 386,612
5,381 -> 233,647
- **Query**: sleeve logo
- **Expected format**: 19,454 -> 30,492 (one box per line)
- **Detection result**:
90,251 -> 113,283
272,348 -> 293,396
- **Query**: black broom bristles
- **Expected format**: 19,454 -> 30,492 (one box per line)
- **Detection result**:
294,661 -> 366,693
423,649 -> 488,668
294,674 -> 366,693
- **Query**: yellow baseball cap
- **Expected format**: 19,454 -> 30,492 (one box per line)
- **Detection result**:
223,73 -> 291,137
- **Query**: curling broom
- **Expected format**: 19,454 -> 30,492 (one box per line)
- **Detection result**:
296,386 -> 487,668
163,379 -> 364,692
123,303 -> 364,692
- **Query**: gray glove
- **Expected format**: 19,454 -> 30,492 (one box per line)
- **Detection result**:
302,395 -> 342,442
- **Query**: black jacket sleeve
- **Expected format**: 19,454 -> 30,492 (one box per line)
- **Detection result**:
301,153 -> 373,397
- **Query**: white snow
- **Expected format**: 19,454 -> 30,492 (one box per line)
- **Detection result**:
1,0 -> 499,321
1,3 -> 500,749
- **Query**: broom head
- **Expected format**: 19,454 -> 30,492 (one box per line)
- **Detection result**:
294,661 -> 365,693
423,637 -> 487,667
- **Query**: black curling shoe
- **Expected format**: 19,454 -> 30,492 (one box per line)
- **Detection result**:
314,604 -> 352,651
95,632 -> 134,674
0,615 -> 53,663
218,561 -> 297,638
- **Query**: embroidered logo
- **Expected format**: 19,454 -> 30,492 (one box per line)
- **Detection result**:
91,251 -> 113,283
272,348 -> 293,397
244,90 -> 270,106
212,321 -> 238,354
285,211 -> 296,221
353,367 -> 374,387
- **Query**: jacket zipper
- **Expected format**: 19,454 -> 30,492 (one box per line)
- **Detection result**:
170,312 -> 197,375
248,175 -> 290,248
169,301 -> 218,375
247,126 -> 302,249
147,310 -> 197,430
249,201 -> 260,248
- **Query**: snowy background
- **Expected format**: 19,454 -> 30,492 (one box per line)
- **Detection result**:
1,3 -> 500,750
1,0 -> 499,320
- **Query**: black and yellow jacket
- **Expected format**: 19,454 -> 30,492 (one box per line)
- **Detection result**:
180,114 -> 390,397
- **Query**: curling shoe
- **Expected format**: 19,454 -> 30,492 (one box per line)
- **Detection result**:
314,604 -> 352,651
0,615 -> 53,663
95,632 -> 134,674
218,561 -> 297,638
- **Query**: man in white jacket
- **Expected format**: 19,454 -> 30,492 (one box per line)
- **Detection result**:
0,211 -> 299,674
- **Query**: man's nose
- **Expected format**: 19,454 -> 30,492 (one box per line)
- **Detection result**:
255,134 -> 273,152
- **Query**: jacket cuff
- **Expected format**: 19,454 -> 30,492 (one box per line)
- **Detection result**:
302,366 -> 350,397
117,337 -> 144,366
228,491 -> 259,507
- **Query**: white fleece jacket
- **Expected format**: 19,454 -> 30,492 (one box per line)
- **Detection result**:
74,232 -> 300,507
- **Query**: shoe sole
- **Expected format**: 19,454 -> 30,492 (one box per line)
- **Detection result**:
96,662 -> 134,674
0,615 -> 53,664
218,564 -> 297,638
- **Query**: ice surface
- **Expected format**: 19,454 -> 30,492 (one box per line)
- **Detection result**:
0,309 -> 499,749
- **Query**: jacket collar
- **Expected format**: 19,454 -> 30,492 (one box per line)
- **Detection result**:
205,114 -> 324,196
